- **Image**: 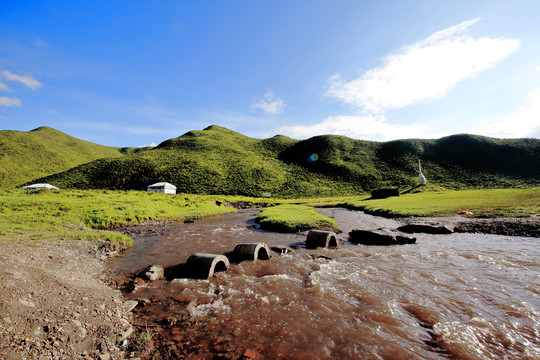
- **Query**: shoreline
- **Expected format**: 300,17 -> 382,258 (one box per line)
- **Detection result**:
400,215 -> 540,238
0,213 -> 537,359
0,239 -> 133,360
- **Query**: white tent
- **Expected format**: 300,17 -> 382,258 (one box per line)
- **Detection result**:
147,182 -> 177,194
21,183 -> 59,190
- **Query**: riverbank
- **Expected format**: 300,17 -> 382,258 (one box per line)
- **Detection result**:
0,239 -> 132,359
400,215 -> 540,238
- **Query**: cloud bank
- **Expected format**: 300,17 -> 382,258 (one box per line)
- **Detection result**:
325,18 -> 519,113
282,114 -> 430,141
280,18 -> 523,140
474,86 -> 540,138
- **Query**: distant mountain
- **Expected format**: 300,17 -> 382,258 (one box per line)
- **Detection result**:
30,125 -> 540,196
0,126 -> 128,188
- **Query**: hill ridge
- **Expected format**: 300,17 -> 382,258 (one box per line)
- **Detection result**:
0,127 -> 127,188
24,126 -> 540,196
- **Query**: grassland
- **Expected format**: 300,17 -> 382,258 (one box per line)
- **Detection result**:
0,188 -> 537,247
0,189 -> 277,248
255,204 -> 339,232
340,188 -> 540,218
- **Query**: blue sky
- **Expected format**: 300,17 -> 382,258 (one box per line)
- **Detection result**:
1,1 -> 539,147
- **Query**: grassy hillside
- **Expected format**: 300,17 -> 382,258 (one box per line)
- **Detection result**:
31,126 -> 540,196
32,126 -> 358,196
0,127 -> 128,188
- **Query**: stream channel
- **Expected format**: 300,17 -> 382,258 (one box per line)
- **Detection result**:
109,208 -> 540,359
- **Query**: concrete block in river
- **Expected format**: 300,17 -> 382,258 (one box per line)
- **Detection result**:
305,230 -> 339,249
349,229 -> 416,246
184,253 -> 230,279
231,243 -> 272,261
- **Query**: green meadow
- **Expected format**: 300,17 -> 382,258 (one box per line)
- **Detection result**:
1,188 -> 537,245
0,189 -> 277,247
340,188 -> 540,218
255,204 -> 339,232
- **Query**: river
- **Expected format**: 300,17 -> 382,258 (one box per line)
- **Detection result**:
110,208 -> 540,359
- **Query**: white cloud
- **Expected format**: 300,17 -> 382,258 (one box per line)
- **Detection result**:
325,18 -> 520,113
47,109 -> 60,115
0,82 -> 11,92
140,142 -> 157,148
472,86 -> 540,138
2,70 -> 42,90
279,114 -> 430,141
0,97 -> 22,107
252,92 -> 285,115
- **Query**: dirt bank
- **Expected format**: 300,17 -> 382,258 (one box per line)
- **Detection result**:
0,239 -> 134,360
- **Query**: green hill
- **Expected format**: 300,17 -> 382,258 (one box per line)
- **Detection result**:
29,126 -> 354,196
30,126 -> 540,196
0,126 -> 128,188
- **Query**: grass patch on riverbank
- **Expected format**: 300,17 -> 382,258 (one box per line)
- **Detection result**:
255,204 -> 339,232
341,188 -> 540,217
0,189 -> 277,248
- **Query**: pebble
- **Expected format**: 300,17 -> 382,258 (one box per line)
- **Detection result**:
124,300 -> 139,313
117,326 -> 134,343
244,348 -> 258,358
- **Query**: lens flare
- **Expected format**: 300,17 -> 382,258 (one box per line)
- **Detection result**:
307,154 -> 319,163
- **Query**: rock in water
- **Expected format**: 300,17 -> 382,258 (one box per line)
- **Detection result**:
349,229 -> 416,245
397,224 -> 453,234
137,264 -> 165,281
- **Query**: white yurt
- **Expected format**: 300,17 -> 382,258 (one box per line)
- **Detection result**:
21,183 -> 59,190
147,182 -> 177,194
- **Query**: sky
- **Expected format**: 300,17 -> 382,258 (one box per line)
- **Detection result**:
1,1 -> 540,147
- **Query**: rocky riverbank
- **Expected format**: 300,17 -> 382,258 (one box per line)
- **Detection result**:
0,239 -> 134,360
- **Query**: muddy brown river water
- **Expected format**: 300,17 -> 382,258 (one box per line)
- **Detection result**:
110,209 -> 540,359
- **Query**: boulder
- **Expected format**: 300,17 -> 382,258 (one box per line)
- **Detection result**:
370,188 -> 400,199
349,229 -> 416,246
137,264 -> 165,281
397,224 -> 453,234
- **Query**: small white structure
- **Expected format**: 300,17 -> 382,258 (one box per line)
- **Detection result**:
147,182 -> 177,194
21,183 -> 59,190
418,160 -> 427,185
